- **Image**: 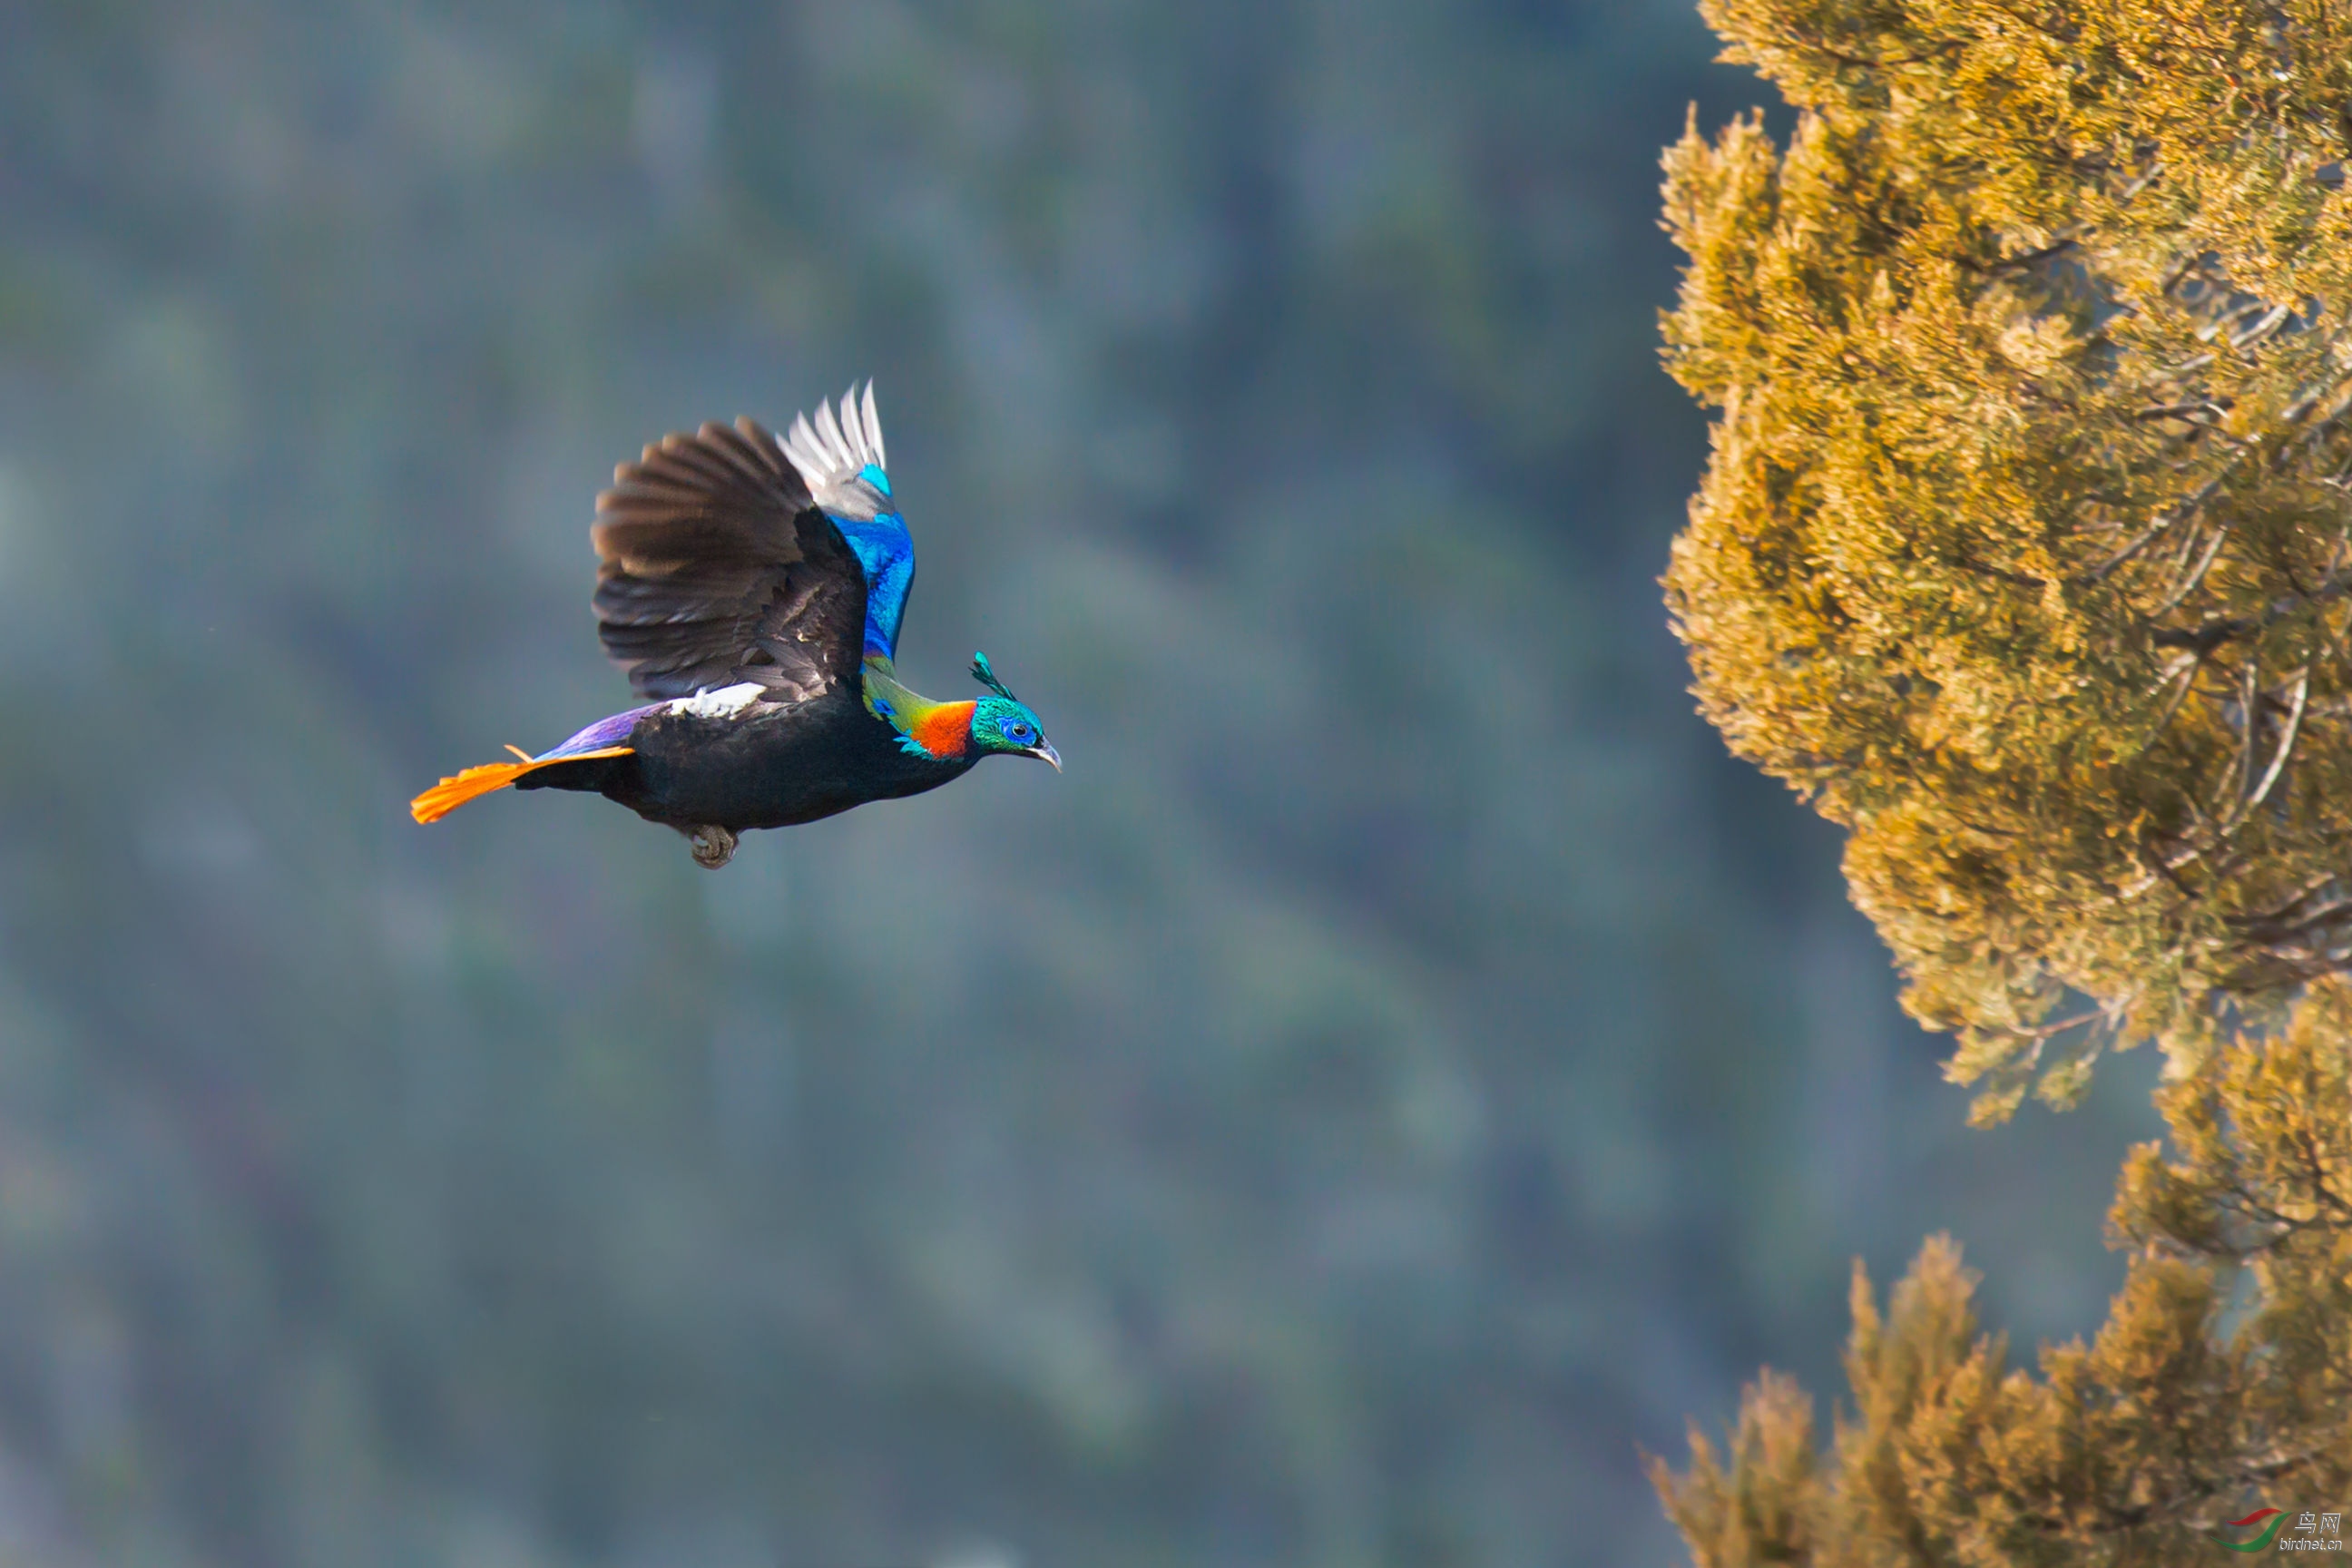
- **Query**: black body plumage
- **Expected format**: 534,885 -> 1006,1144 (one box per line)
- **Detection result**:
513,696 -> 975,829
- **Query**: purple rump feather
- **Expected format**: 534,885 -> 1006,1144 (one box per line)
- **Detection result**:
540,704 -> 657,760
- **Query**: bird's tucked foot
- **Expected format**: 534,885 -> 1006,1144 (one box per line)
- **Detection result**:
685,824 -> 738,870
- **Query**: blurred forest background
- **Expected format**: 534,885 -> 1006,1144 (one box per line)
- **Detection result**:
0,2 -> 2169,1565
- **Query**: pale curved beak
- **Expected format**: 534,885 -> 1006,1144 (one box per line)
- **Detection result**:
1025,740 -> 1063,772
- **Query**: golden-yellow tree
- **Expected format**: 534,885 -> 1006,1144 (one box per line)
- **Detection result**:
1657,2 -> 2352,1561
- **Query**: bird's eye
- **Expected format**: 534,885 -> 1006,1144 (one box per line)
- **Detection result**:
999,717 -> 1034,744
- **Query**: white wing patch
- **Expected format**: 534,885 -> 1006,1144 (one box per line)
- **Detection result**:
666,681 -> 767,720
779,380 -> 891,521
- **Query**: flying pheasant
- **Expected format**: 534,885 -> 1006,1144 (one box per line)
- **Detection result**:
411,385 -> 1060,868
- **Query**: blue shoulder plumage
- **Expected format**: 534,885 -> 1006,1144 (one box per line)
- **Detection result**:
780,383 -> 915,662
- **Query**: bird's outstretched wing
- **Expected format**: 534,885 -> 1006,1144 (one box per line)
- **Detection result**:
592,416 -> 867,702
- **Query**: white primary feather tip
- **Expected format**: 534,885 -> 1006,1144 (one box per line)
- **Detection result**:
779,379 -> 887,488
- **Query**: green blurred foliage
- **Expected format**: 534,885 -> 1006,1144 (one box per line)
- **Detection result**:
0,2 -> 2161,1564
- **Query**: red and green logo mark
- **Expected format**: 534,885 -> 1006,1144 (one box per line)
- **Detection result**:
2214,1508 -> 2288,1552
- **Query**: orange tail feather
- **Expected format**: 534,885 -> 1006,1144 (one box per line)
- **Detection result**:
409,746 -> 634,824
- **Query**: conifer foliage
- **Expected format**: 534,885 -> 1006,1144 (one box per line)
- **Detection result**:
1663,0 -> 2352,1114
1654,994 -> 2352,1564
1658,3 -> 2352,1561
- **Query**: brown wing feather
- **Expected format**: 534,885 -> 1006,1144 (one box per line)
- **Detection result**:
591,416 -> 867,702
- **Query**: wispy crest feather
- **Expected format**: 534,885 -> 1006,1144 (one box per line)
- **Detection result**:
779,382 -> 892,522
970,651 -> 1019,701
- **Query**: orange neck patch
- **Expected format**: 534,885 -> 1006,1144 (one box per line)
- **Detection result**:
907,700 -> 975,760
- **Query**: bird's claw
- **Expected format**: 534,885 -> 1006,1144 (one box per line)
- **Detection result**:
686,824 -> 738,870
